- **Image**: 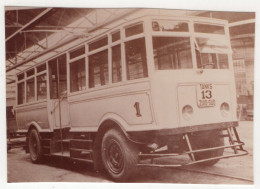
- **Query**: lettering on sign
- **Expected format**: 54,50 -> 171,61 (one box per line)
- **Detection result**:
197,83 -> 215,108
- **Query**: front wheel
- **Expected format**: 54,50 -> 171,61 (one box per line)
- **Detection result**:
28,129 -> 43,163
101,128 -> 138,182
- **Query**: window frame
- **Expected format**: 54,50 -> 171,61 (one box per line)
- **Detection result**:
16,62 -> 47,106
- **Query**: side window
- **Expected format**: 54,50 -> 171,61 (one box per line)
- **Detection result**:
89,50 -> 109,88
70,58 -> 86,92
26,78 -> 35,103
125,23 -> 143,37
112,45 -> 122,83
37,74 -> 47,100
18,82 -> 25,105
125,38 -> 148,80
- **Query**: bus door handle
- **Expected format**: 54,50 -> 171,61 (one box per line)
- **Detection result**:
51,91 -> 67,114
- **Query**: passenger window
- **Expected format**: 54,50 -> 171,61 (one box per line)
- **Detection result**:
125,23 -> 143,37
26,69 -> 34,77
70,58 -> 86,92
125,38 -> 148,80
26,78 -> 35,103
70,46 -> 85,59
89,37 -> 108,52
89,50 -> 108,88
112,45 -> 122,83
18,82 -> 25,105
112,31 -> 120,42
37,64 -> 46,73
37,74 -> 47,100
18,73 -> 24,81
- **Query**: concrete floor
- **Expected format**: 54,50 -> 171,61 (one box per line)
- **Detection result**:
7,121 -> 253,184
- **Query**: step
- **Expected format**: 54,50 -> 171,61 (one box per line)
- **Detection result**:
71,157 -> 93,163
52,151 -> 70,157
70,139 -> 93,143
70,148 -> 93,154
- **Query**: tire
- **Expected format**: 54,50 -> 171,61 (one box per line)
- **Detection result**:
28,129 -> 43,163
101,128 -> 138,182
189,130 -> 224,166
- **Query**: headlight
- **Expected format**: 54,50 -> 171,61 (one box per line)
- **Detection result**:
220,102 -> 230,117
182,105 -> 193,120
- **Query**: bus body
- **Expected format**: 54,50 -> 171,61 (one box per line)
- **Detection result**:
14,9 -> 247,181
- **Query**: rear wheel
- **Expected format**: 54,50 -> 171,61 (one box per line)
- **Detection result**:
28,129 -> 43,163
189,130 -> 224,166
101,128 -> 138,182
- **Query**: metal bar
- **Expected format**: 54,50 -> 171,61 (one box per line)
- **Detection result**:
139,143 -> 245,158
6,8 -> 53,42
232,127 -> 244,150
227,128 -> 238,154
22,29 -> 64,33
184,134 -> 195,161
35,25 -> 91,29
137,151 -> 248,168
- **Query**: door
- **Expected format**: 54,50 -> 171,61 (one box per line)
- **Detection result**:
48,54 -> 70,129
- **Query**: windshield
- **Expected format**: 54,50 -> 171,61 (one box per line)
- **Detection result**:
152,37 -> 193,70
195,38 -> 230,69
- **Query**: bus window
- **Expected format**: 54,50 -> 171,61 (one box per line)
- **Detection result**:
37,74 -> 47,100
125,23 -> 143,37
125,38 -> 148,80
70,58 -> 86,92
48,55 -> 67,98
194,23 -> 225,35
89,50 -> 108,88
70,46 -> 85,59
26,69 -> 34,77
153,37 -> 192,70
89,37 -> 108,52
37,64 -> 46,73
195,38 -> 229,69
152,21 -> 189,32
18,73 -> 24,81
218,54 -> 229,69
26,78 -> 35,103
18,82 -> 25,105
112,45 -> 122,83
112,31 -> 120,42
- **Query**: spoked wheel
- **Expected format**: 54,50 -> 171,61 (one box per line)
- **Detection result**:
28,129 -> 43,163
189,130 -> 224,166
101,128 -> 138,182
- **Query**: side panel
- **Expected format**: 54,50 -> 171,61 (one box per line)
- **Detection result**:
68,81 -> 154,130
16,101 -> 49,131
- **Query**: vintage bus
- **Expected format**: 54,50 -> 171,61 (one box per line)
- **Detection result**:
14,9 -> 247,181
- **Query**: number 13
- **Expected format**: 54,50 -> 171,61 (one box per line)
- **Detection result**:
202,90 -> 212,99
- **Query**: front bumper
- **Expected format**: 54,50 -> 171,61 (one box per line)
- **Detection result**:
127,121 -> 238,144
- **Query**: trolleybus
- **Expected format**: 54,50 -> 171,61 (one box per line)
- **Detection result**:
14,9 -> 247,181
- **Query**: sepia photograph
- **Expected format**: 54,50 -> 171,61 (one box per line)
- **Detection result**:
2,1 -> 257,186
